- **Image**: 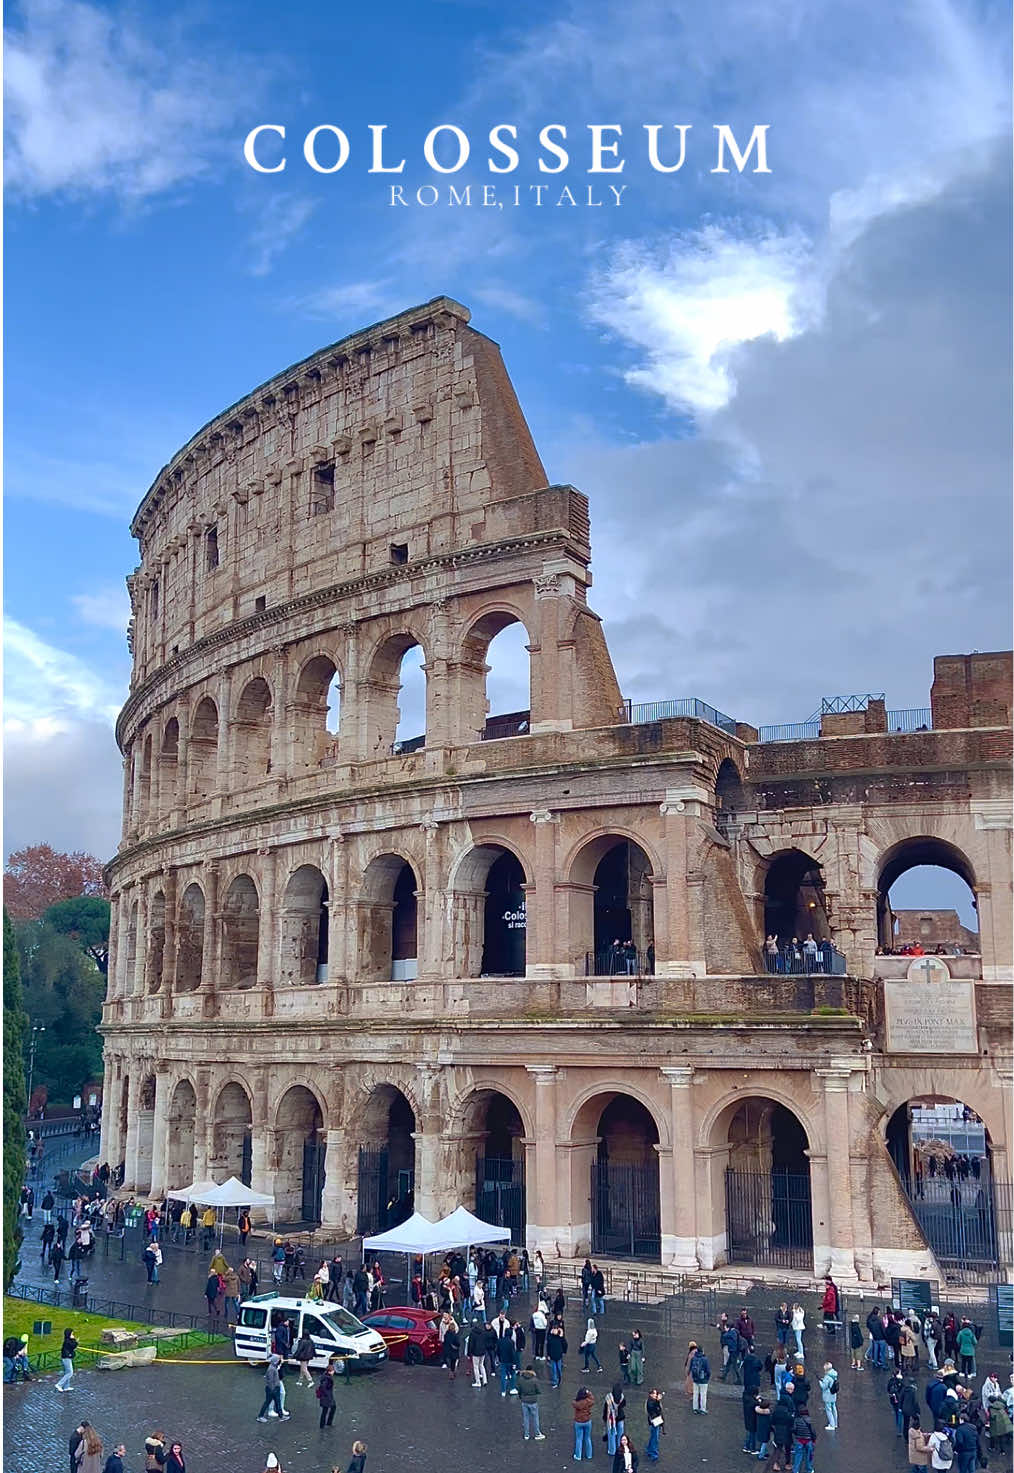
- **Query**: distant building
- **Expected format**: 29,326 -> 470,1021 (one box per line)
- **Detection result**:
892,910 -> 980,953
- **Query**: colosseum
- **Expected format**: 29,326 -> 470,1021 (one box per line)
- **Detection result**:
100,295 -> 1013,1286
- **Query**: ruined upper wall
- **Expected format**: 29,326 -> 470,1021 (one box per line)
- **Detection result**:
931,651 -> 1012,730
126,298 -> 579,681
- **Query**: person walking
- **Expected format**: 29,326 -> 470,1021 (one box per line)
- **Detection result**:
791,1303 -> 806,1358
644,1389 -> 664,1463
581,1317 -> 602,1372
690,1344 -> 711,1414
955,1322 -> 978,1378
628,1329 -> 645,1387
293,1328 -> 316,1386
465,1322 -> 487,1387
591,1264 -> 606,1317
257,1354 -> 290,1422
573,1385 -> 596,1461
41,1190 -> 55,1226
790,1405 -> 817,1473
316,1360 -> 337,1429
74,1425 -> 104,1473
612,1433 -> 639,1473
547,1323 -> 568,1388
205,1270 -> 222,1317
442,1319 -> 460,1380
721,1323 -> 741,1381
344,1440 -> 368,1473
56,1328 -> 78,1392
519,1364 -> 545,1440
604,1383 -> 626,1453
531,1300 -> 548,1359
222,1264 -> 241,1325
819,1362 -> 838,1430
849,1315 -> 864,1370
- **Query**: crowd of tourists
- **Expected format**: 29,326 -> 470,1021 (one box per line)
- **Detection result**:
763,934 -> 839,974
62,1420 -> 367,1473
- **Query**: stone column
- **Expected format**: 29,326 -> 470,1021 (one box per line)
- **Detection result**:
413,1067 -> 444,1218
106,896 -> 122,1003
320,1128 -> 355,1232
192,1072 -> 213,1182
816,1066 -> 858,1281
149,1067 -> 172,1198
660,1066 -> 700,1268
214,671 -> 232,818
256,849 -> 276,1009
201,863 -> 219,1013
526,809 -> 564,978
418,820 -> 442,978
525,1065 -> 560,1251
326,834 -> 348,983
133,886 -> 148,998
99,1056 -> 121,1165
252,1126 -> 277,1222
657,789 -> 710,976
123,1071 -> 143,1191
269,646 -> 290,776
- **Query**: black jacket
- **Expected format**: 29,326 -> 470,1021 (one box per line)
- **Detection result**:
790,1376 -> 810,1407
103,1458 -> 124,1473
771,1393 -> 796,1441
741,1353 -> 763,1392
867,1310 -> 885,1340
547,1333 -> 567,1361
612,1449 -> 639,1473
953,1422 -> 978,1456
900,1383 -> 920,1419
792,1414 -> 817,1445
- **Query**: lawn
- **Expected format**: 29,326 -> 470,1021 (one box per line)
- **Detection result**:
3,1298 -> 226,1369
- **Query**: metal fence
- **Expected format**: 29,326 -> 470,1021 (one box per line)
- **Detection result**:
482,712 -> 531,741
724,1168 -> 813,1270
756,720 -> 821,743
622,697 -> 738,734
886,707 -> 933,732
764,944 -> 847,976
585,948 -> 653,977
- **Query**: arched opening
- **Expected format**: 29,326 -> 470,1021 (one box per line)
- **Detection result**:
885,1096 -> 1002,1277
188,697 -> 219,801
167,1078 -> 197,1191
160,717 -> 179,815
467,1090 -> 527,1245
461,612 -> 532,741
147,890 -> 166,993
116,1075 -> 129,1173
124,900 -> 139,996
722,1098 -> 813,1268
715,758 -> 745,835
574,837 -> 654,975
135,1074 -> 156,1193
450,844 -> 528,977
279,864 -> 329,985
365,634 -> 427,755
581,1094 -> 661,1260
359,855 -> 419,982
356,1084 -> 416,1235
234,677 -> 272,786
275,1085 -> 325,1223
140,733 -> 153,828
176,883 -> 205,992
876,838 -> 979,956
293,654 -> 342,768
222,875 -> 260,989
211,1081 -> 253,1185
763,849 -> 830,948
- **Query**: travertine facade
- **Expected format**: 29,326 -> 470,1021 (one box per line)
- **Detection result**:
101,298 -> 1013,1283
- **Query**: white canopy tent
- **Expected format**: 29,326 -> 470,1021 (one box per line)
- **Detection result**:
426,1206 -> 511,1252
362,1211 -> 440,1255
164,1177 -> 275,1246
165,1179 -> 219,1203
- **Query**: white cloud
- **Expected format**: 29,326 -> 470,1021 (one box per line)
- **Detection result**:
3,617 -> 125,728
4,0 -> 260,201
72,586 -> 131,634
292,280 -> 402,324
473,282 -> 548,326
4,718 -> 123,862
246,194 -> 318,277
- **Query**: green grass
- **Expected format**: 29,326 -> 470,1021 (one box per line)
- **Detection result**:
3,1297 -> 147,1362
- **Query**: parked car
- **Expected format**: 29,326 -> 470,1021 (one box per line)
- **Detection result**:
361,1306 -> 442,1364
234,1293 -> 387,1374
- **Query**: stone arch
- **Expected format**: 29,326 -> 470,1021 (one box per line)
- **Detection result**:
211,1079 -> 253,1184
278,863 -> 329,985
176,882 -> 205,992
160,716 -> 179,814
354,1083 -> 417,1235
363,629 -> 429,756
570,1088 -> 664,1261
358,853 -> 420,982
763,847 -> 830,946
875,836 -> 978,952
448,841 -> 530,978
147,890 -> 166,993
715,757 -> 745,814
124,898 -> 139,996
274,1084 -> 326,1222
567,832 -> 658,975
222,874 -> 260,989
459,1086 -> 529,1244
167,1077 -> 197,1190
233,676 -> 272,786
293,652 -> 343,768
140,732 -> 153,828
459,606 -> 534,742
188,696 -> 219,800
447,1076 -> 535,1143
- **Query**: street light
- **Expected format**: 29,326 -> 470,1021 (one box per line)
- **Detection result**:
26,1024 -> 45,1111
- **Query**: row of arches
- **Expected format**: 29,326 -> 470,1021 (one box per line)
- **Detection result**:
125,619 -> 532,830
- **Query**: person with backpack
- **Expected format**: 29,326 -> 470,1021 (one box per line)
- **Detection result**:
848,1315 -> 864,1370
818,1362 -> 838,1430
927,1421 -> 955,1470
720,1323 -> 741,1381
889,1368 -> 906,1436
790,1404 -> 817,1472
689,1345 -> 711,1414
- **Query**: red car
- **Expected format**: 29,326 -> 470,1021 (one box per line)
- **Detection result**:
361,1307 -> 442,1364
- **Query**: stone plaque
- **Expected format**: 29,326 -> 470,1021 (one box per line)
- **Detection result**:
905,956 -> 951,982
884,980 -> 978,1054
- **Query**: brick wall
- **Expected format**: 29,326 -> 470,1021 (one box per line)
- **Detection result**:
931,651 -> 1013,730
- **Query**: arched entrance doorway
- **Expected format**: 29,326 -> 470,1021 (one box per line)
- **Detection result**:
167,1079 -> 197,1190
876,839 -> 979,955
275,1086 -> 325,1223
279,865 -> 328,985
360,855 -> 419,981
450,844 -> 528,977
886,1097 -> 1002,1278
763,850 -> 830,946
722,1099 -> 813,1268
571,837 -> 655,975
222,875 -> 259,989
212,1082 -> 253,1185
466,1091 -> 527,1245
580,1094 -> 661,1260
356,1085 -> 416,1235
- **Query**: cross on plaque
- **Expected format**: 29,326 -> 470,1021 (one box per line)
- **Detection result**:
916,958 -> 936,982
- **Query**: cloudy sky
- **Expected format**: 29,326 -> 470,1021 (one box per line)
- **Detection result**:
4,0 -> 1010,921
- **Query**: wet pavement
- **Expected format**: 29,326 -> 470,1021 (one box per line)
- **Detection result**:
5,1149 -> 995,1472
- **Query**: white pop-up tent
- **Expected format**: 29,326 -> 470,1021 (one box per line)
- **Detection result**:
165,1176 -> 275,1245
165,1179 -> 219,1203
426,1205 -> 511,1253
362,1211 -> 439,1256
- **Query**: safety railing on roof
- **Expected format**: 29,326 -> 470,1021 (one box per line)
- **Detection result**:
621,697 -> 738,734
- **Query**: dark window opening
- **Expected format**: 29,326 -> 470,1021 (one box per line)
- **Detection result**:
390,543 -> 408,565
311,461 -> 335,515
150,582 -> 159,619
255,595 -> 266,613
206,526 -> 219,571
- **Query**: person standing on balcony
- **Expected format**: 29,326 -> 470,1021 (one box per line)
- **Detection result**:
765,936 -> 780,972
803,934 -> 820,972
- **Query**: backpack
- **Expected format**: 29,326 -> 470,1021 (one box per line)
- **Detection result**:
691,1354 -> 709,1383
934,1431 -> 954,1467
827,1373 -> 839,1396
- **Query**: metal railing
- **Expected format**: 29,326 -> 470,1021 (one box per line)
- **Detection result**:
390,734 -> 425,755
622,697 -> 737,735
756,720 -> 821,743
886,707 -> 932,732
820,693 -> 885,713
481,712 -> 531,741
585,948 -> 653,977
764,944 -> 847,976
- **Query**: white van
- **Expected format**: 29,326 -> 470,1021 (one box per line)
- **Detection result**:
234,1293 -> 388,1374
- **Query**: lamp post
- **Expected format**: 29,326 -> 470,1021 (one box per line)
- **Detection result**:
26,1024 -> 45,1112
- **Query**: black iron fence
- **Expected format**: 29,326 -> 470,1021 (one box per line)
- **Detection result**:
591,1161 -> 661,1260
897,1172 -> 1012,1286
764,943 -> 847,975
585,948 -> 653,977
724,1167 -> 813,1270
475,1156 -> 526,1247
622,697 -> 738,735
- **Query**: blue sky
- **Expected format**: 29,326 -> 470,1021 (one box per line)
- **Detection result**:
4,0 -> 1010,926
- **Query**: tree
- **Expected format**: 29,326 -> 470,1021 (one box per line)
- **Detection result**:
15,920 -> 104,1104
3,910 -> 28,1287
44,895 -> 111,976
4,844 -> 107,920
